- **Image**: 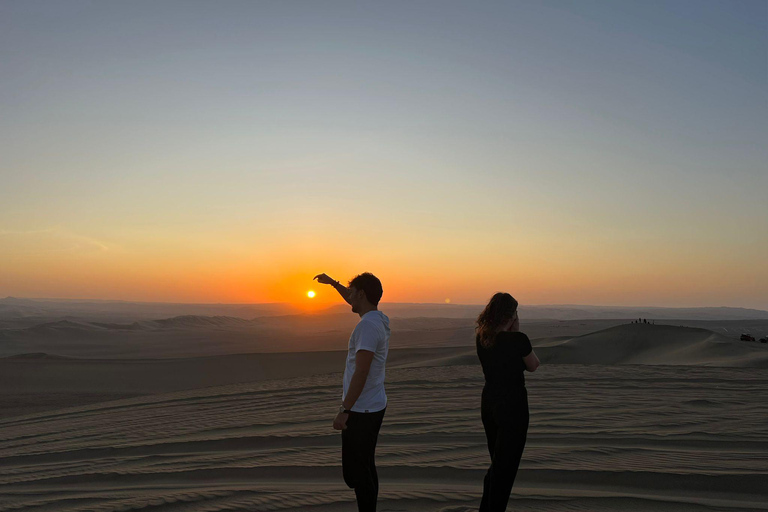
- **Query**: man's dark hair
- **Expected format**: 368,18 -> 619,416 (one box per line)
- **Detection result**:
348,272 -> 383,306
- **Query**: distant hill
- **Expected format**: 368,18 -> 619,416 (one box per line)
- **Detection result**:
3,297 -> 766,323
326,303 -> 768,321
518,305 -> 768,321
534,323 -> 768,368
0,297 -> 300,323
3,320 -> 767,368
1,352 -> 74,360
151,315 -> 253,329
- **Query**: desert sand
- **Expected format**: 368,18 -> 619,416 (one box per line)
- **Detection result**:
1,302 -> 767,511
1,363 -> 766,511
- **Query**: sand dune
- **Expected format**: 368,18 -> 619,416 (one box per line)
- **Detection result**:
5,301 -> 766,362
535,323 -> 768,367
1,364 -> 765,511
0,314 -> 632,359
4,322 -> 767,419
0,297 -> 300,322
0,347 -> 473,419
2,352 -> 73,360
2,314 -> 767,510
151,315 -> 258,329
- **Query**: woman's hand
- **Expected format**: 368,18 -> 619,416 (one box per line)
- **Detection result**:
501,312 -> 520,332
524,350 -> 540,372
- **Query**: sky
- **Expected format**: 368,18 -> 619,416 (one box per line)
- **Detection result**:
1,0 -> 766,309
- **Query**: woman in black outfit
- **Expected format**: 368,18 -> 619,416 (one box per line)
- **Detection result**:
476,292 -> 540,512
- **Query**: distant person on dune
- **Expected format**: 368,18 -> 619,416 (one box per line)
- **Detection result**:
313,272 -> 390,512
476,293 -> 540,511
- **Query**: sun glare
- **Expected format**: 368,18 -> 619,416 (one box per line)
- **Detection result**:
307,290 -> 315,298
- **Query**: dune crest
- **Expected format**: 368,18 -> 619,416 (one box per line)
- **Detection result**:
535,323 -> 768,367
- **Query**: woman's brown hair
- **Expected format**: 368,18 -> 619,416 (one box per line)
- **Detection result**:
476,292 -> 519,348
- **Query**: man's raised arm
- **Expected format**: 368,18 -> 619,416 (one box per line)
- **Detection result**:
314,273 -> 351,305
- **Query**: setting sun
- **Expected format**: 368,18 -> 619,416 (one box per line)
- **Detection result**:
307,291 -> 315,299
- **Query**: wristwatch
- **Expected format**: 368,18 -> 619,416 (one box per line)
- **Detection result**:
339,404 -> 349,414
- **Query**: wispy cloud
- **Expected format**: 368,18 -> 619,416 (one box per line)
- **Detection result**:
0,228 -> 109,253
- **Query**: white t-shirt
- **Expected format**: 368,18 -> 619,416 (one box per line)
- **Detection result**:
342,310 -> 390,413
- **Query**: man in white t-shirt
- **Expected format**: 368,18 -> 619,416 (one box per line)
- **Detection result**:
313,271 -> 390,512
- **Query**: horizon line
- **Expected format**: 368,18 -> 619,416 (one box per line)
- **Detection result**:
2,295 -> 767,313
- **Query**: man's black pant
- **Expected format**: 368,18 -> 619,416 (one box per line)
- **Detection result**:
480,387 -> 529,512
342,407 -> 386,512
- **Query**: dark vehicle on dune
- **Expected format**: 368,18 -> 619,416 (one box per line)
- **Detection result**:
760,337 -> 768,344
740,334 -> 756,341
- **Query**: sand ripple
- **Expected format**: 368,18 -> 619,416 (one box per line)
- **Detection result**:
1,365 -> 767,511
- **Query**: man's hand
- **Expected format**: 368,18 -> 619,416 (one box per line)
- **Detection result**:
314,273 -> 351,305
314,273 -> 336,285
333,411 -> 349,430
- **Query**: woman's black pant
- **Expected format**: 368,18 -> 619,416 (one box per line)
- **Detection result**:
342,407 -> 386,512
480,386 -> 529,512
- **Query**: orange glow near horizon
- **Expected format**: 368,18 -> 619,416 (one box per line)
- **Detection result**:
2,256 -> 764,310
1,227 -> 766,309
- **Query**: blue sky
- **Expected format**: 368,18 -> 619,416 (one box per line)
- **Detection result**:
1,0 -> 766,307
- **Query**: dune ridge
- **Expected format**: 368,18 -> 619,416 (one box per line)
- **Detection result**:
534,323 -> 768,368
3,323 -> 767,418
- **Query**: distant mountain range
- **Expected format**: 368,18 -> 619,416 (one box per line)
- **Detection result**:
2,296 -> 767,322
0,297 -> 300,323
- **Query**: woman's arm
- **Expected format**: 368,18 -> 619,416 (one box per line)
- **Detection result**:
523,349 -> 540,372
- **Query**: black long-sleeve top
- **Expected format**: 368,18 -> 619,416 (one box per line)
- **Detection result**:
476,331 -> 533,392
